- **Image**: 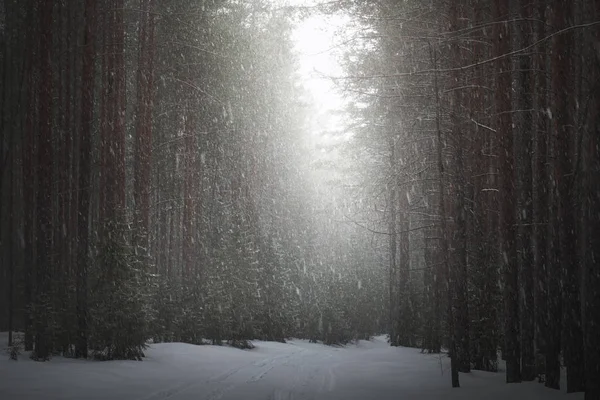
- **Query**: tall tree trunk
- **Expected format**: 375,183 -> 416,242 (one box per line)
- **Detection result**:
516,0 -> 535,381
99,0 -> 125,227
468,0 -> 498,373
546,184 -> 562,389
182,109 -> 197,279
33,0 -> 55,361
532,0 -> 549,377
2,0 -> 21,348
7,121 -> 14,347
98,2 -> 108,227
55,0 -> 71,353
534,0 -> 561,390
387,133 -> 398,347
134,0 -> 156,257
22,0 -> 36,353
551,0 -> 585,392
433,47 -> 459,388
583,4 -> 600,398
449,0 -> 470,373
75,0 -> 97,359
113,0 -> 126,212
493,0 -> 521,383
68,0 -> 80,330
397,175 -> 410,346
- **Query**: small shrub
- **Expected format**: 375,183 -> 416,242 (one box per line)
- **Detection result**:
7,341 -> 21,361
229,339 -> 255,350
88,218 -> 152,361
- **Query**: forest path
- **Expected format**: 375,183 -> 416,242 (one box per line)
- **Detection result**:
0,333 -> 582,400
138,335 -> 411,400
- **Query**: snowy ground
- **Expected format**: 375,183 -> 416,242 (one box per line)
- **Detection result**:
0,333 -> 582,400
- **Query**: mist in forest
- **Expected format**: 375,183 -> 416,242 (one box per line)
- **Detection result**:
0,0 -> 599,399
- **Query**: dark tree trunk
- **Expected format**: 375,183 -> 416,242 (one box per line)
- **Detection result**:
493,0 -> 521,383
134,0 -> 156,256
397,180 -> 410,347
387,134 -> 397,347
55,0 -> 72,353
22,0 -> 36,353
182,109 -> 197,279
99,0 -> 125,226
532,0 -> 549,376
67,0 -> 80,336
449,0 -> 470,373
468,0 -> 499,373
75,0 -> 97,359
98,2 -> 108,227
516,0 -> 535,382
7,126 -> 14,347
2,0 -> 20,348
583,4 -> 600,397
113,0 -> 126,213
433,48 -> 459,388
33,0 -> 55,361
546,185 -> 562,389
582,5 -> 600,400
551,0 -> 585,393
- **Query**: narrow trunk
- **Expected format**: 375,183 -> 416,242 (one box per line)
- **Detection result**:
551,0 -> 585,392
516,0 -> 535,381
75,0 -> 97,359
388,134 -> 397,347
532,0 -> 549,375
449,0 -> 470,373
22,0 -> 36,353
583,5 -> 600,400
493,0 -> 521,383
583,8 -> 600,397
134,0 -> 156,257
397,179 -> 410,346
182,110 -> 197,279
433,47 -> 459,388
33,0 -> 55,361
7,129 -> 14,347
113,0 -> 126,211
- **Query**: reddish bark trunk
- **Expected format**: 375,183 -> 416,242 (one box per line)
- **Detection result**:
113,0 -> 126,210
134,0 -> 157,254
493,0 -> 521,383
182,111 -> 197,279
552,0 -> 585,392
583,6 -> 600,400
22,0 -> 37,352
33,0 -> 55,361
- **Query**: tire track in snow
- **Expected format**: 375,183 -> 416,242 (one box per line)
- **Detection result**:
248,349 -> 307,383
140,344 -> 335,400
268,348 -> 323,400
139,350 -> 296,400
282,349 -> 337,400
140,380 -> 199,400
204,347 -> 308,400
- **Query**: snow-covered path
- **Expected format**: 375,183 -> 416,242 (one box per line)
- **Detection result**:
0,336 -> 582,400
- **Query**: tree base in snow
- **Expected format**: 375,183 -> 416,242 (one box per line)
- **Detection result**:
263,335 -> 286,343
229,340 -> 255,350
91,346 -> 146,361
8,344 -> 20,361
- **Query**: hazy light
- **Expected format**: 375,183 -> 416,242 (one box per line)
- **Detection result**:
292,13 -> 348,115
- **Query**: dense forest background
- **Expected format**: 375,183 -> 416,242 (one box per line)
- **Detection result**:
0,0 -> 599,398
